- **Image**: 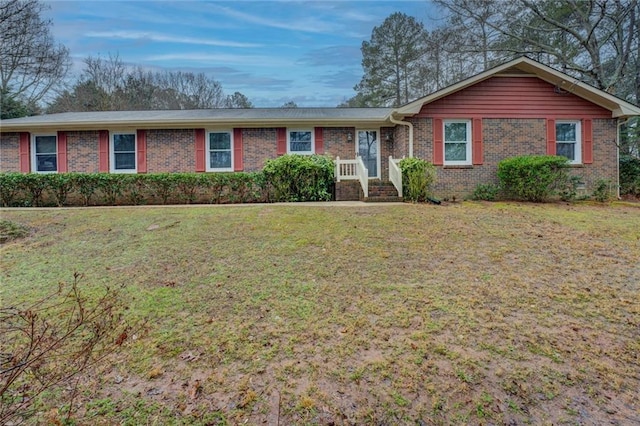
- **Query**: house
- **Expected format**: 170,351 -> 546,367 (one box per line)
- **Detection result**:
2,57 -> 639,200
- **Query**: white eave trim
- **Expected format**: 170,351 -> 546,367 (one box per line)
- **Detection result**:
0,117 -> 394,133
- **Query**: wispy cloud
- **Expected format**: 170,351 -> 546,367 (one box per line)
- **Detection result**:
85,31 -> 261,48
209,4 -> 342,35
144,52 -> 283,68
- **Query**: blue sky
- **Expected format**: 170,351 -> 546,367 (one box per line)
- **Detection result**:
44,1 -> 441,107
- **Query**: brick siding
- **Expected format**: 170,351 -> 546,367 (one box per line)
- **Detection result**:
0,132 -> 20,172
146,129 -> 195,172
408,117 -> 618,199
67,131 -> 101,173
243,128 -> 277,171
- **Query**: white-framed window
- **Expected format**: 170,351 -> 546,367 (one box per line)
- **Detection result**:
31,134 -> 58,173
206,130 -> 233,171
287,129 -> 314,154
444,119 -> 472,165
110,131 -> 137,173
556,120 -> 581,164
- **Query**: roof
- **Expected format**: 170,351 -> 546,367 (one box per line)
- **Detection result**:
2,57 -> 638,133
395,57 -> 640,118
0,107 -> 394,131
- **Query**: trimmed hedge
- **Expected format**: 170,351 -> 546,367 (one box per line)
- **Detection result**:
263,154 -> 335,202
497,155 -> 573,202
0,172 -> 269,207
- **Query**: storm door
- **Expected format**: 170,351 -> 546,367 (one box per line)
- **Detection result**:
357,130 -> 379,178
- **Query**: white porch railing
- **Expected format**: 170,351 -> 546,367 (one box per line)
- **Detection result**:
389,156 -> 403,198
335,156 -> 368,198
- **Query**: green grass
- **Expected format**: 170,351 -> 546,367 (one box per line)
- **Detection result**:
1,201 -> 639,425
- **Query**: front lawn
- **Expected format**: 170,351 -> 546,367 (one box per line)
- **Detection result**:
1,202 -> 639,425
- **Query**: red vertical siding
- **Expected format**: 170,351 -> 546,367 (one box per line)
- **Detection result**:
195,129 -> 205,172
472,118 -> 483,165
19,132 -> 30,173
433,118 -> 443,165
276,128 -> 287,155
416,77 -> 611,118
137,129 -> 147,173
314,127 -> 324,154
233,128 -> 243,171
98,130 -> 109,172
546,119 -> 556,155
582,119 -> 593,164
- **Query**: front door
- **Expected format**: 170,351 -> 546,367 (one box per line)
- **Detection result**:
357,130 -> 379,178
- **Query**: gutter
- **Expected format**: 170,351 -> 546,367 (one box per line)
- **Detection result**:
389,114 -> 413,158
616,118 -> 633,199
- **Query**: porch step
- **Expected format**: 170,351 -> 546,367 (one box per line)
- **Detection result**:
361,182 -> 403,202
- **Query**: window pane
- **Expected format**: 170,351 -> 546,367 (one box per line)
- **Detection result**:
114,153 -> 136,170
556,123 -> 576,142
445,143 -> 467,161
209,133 -> 231,150
556,142 -> 575,160
357,131 -> 378,177
445,122 -> 467,142
290,131 -> 311,142
210,151 -> 231,169
35,136 -> 57,154
36,154 -> 57,172
114,134 -> 135,152
290,131 -> 312,152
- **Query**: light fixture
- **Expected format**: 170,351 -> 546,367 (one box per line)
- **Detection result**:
385,132 -> 394,143
347,132 -> 353,142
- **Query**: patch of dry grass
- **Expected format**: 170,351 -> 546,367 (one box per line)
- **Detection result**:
1,202 -> 639,425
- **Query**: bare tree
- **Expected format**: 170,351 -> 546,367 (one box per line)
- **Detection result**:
437,0 -> 640,103
0,272 -> 142,425
47,54 -> 232,111
0,0 -> 70,107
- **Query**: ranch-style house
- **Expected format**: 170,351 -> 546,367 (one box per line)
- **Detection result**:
2,57 -> 639,200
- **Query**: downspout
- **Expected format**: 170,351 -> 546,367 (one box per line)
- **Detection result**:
616,117 -> 632,200
389,114 -> 413,158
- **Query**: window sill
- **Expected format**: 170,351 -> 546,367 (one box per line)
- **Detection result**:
110,169 -> 138,174
443,165 -> 473,169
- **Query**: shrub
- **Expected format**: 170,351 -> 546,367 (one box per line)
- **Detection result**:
398,157 -> 436,202
470,183 -> 500,201
72,173 -> 103,206
620,155 -> 640,197
0,173 -> 25,207
122,174 -> 148,205
592,179 -> 612,202
263,154 -> 335,202
497,155 -> 571,202
558,175 -> 583,202
97,173 -> 127,205
21,173 -> 49,206
145,173 -> 178,204
46,173 -> 75,206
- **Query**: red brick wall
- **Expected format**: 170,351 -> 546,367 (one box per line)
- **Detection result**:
243,128 -> 277,171
407,117 -> 618,199
67,131 -> 100,173
323,127 -> 355,160
0,132 -> 20,172
146,129 -> 195,172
